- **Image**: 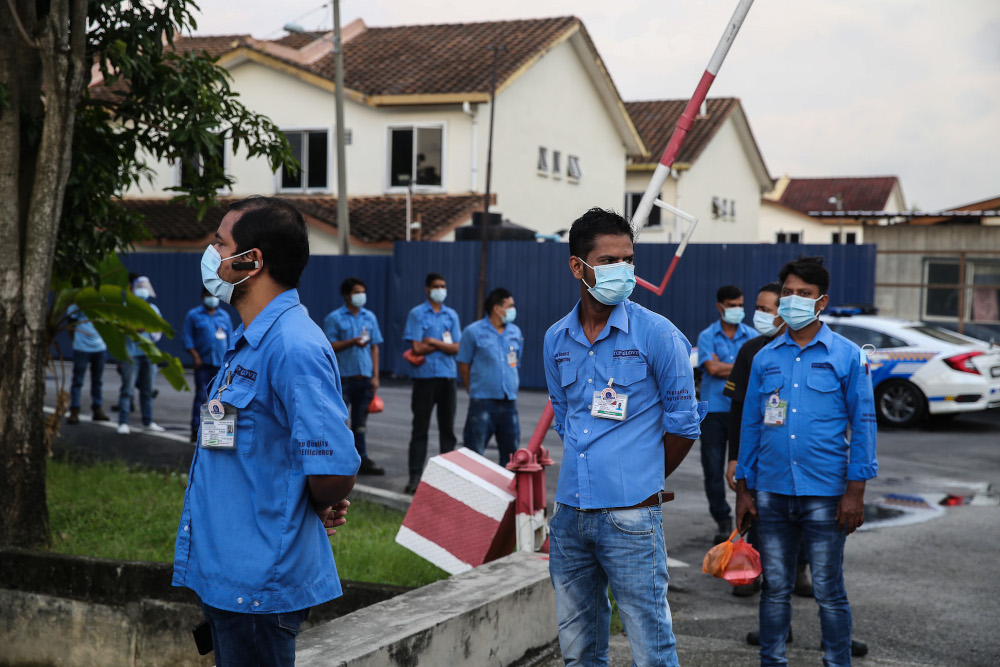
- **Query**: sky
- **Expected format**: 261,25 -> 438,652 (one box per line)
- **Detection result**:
192,0 -> 1000,211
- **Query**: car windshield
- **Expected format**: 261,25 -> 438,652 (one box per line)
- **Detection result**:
907,325 -> 979,346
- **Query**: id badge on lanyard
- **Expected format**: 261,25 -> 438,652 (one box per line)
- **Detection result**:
199,371 -> 238,448
764,392 -> 787,427
590,378 -> 628,421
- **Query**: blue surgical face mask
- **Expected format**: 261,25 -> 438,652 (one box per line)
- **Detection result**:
579,258 -> 636,306
777,294 -> 825,331
203,296 -> 220,309
722,306 -> 745,324
350,293 -> 367,308
133,287 -> 151,300
201,244 -> 254,305
429,288 -> 447,304
753,310 -> 779,336
502,306 -> 516,324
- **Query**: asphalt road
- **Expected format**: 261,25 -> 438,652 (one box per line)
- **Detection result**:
46,364 -> 1000,666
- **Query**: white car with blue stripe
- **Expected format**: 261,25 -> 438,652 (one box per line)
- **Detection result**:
821,309 -> 1000,427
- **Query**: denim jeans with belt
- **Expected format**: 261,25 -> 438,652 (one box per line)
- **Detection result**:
199,601 -> 309,667
548,502 -> 678,667
70,349 -> 106,410
756,491 -> 851,667
462,397 -> 520,466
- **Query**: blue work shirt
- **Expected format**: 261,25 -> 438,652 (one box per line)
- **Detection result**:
172,289 -> 361,613
125,302 -> 162,358
181,304 -> 233,367
455,317 -> 523,400
543,300 -> 707,509
697,320 -> 758,413
67,304 -> 107,353
403,301 -> 462,379
323,306 -> 384,378
736,323 -> 878,496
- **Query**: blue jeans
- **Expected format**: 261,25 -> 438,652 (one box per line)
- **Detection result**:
342,376 -> 374,459
70,350 -> 106,410
700,412 -> 731,523
549,502 -> 677,667
463,398 -> 520,466
191,365 -> 220,433
119,356 -> 154,426
199,601 -> 309,667
756,491 -> 851,667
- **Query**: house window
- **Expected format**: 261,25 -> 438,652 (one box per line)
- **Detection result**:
776,231 -> 801,244
389,126 -> 443,188
281,129 -> 329,191
924,259 -> 1000,323
625,192 -> 660,228
537,147 -> 548,173
176,135 -> 227,190
832,232 -> 858,244
552,151 -> 562,177
712,196 -> 736,221
567,155 -> 582,180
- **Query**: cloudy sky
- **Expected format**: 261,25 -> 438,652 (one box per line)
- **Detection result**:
193,0 -> 1000,211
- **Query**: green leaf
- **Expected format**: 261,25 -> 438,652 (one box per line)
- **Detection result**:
74,286 -> 175,337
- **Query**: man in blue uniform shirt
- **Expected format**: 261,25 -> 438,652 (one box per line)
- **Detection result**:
403,272 -> 461,493
66,304 -> 110,424
182,287 -> 233,442
173,197 -> 360,666
456,287 -> 523,466
324,276 -> 385,475
697,284 -> 758,543
543,208 -> 706,667
736,256 -> 877,667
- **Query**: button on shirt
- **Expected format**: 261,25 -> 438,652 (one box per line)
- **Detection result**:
455,317 -> 523,400
736,323 -> 878,496
543,300 -> 707,509
67,305 -> 107,353
403,302 -> 462,379
323,306 -> 384,378
172,289 -> 361,613
697,320 -> 758,413
181,305 -> 233,367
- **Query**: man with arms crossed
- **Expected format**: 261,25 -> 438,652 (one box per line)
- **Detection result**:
736,256 -> 877,667
173,197 -> 360,665
543,208 -> 706,666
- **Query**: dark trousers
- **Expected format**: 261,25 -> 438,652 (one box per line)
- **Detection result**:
199,601 -> 309,667
342,375 -> 374,460
408,377 -> 457,477
70,350 -> 106,410
191,365 -> 220,433
700,412 -> 732,523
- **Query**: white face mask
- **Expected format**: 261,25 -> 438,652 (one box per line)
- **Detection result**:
201,244 -> 255,305
753,310 -> 779,336
350,292 -> 367,308
429,287 -> 447,304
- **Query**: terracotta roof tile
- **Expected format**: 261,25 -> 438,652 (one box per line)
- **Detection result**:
271,32 -> 317,49
173,35 -> 252,60
124,194 -> 486,247
308,16 -> 579,97
625,98 -> 739,166
778,177 -> 899,214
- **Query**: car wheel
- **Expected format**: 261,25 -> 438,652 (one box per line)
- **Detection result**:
875,380 -> 926,427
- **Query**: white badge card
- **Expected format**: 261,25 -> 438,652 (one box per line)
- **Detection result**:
215,327 -> 226,340
764,393 -> 787,427
359,327 -> 371,344
591,385 -> 628,421
199,404 -> 237,448
507,346 -> 518,367
442,330 -> 453,344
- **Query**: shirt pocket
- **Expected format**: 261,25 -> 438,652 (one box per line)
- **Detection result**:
757,374 -> 784,413
806,368 -> 843,419
560,364 -> 578,387
222,383 -> 256,455
607,362 -> 646,389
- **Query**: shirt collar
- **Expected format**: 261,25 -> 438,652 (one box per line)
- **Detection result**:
233,289 -> 301,350
558,300 -> 630,335
774,321 -> 832,351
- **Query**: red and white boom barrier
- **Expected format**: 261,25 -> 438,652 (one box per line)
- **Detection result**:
395,0 -> 756,572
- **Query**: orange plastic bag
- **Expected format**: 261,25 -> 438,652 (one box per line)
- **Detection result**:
723,538 -> 762,586
702,529 -> 739,577
368,394 -> 385,414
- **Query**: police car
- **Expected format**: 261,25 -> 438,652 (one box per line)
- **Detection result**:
821,308 -> 1000,427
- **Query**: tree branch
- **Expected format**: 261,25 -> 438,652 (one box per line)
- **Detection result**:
5,0 -> 38,48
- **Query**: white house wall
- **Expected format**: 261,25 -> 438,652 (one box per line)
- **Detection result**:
757,201 -> 859,244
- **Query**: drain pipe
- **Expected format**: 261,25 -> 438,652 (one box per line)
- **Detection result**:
462,101 -> 478,192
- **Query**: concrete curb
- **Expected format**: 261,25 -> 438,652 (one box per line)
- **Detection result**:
350,482 -> 413,513
296,551 -> 556,666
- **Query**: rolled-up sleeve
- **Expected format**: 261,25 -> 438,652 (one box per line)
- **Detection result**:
651,326 -> 705,439
845,348 -> 879,481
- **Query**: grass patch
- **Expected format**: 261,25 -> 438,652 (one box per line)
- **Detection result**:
45,459 -> 449,588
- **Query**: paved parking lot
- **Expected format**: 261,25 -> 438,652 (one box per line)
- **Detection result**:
47,365 -> 1000,665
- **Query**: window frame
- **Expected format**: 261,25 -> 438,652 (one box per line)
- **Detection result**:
537,146 -> 549,175
551,150 -> 562,179
567,155 -> 582,182
276,126 -> 333,194
922,258 -> 1000,324
625,192 -> 661,229
384,122 -> 447,193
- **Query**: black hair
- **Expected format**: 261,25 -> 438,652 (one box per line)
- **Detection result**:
425,272 -> 445,288
716,285 -> 742,303
779,256 -> 830,295
568,207 -> 634,260
201,286 -> 212,297
228,197 -> 309,289
484,287 -> 512,315
758,282 -> 781,297
340,276 -> 366,297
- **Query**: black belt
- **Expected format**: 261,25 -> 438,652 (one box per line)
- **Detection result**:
577,491 -> 675,512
